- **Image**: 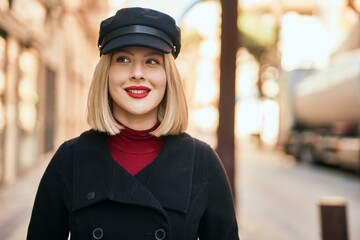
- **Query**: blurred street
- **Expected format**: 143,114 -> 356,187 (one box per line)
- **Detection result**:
0,137 -> 359,240
237,137 -> 360,240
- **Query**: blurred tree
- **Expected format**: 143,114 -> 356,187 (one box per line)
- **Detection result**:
238,13 -> 278,61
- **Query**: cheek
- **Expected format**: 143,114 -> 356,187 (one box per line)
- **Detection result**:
108,73 -> 125,102
153,71 -> 167,91
109,64 -> 128,82
156,81 -> 167,102
108,68 -> 127,92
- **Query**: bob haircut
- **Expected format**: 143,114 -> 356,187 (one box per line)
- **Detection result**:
87,52 -> 188,137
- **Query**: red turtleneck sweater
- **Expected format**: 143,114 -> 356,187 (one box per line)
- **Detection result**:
107,124 -> 164,176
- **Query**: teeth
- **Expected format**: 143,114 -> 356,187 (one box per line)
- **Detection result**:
128,90 -> 148,94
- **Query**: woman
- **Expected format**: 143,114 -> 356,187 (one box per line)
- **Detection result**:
27,7 -> 239,240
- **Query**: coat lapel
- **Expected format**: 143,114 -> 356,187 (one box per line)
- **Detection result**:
72,131 -> 112,211
138,133 -> 195,214
72,130 -> 164,215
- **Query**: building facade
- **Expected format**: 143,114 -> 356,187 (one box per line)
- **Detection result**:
0,0 -> 107,185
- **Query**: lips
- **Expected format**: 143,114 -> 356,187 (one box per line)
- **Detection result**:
125,86 -> 151,99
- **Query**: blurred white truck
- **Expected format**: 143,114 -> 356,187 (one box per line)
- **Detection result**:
280,49 -> 360,173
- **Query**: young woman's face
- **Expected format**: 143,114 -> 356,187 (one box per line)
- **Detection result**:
108,46 -> 167,129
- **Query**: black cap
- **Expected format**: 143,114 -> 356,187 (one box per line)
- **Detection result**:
98,7 -> 181,58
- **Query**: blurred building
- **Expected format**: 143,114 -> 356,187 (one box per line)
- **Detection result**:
0,0 -> 108,185
238,0 -> 359,146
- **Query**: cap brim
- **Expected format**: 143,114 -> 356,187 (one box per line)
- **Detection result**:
101,34 -> 172,55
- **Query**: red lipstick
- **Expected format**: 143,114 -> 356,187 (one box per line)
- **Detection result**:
125,86 -> 151,99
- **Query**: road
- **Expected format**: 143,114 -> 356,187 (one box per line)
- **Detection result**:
237,137 -> 360,240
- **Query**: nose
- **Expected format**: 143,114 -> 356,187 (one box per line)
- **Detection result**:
130,63 -> 145,80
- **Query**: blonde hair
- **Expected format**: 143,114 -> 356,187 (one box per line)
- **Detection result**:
87,53 -> 188,136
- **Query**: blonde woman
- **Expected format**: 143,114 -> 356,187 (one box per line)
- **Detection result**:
27,7 -> 239,240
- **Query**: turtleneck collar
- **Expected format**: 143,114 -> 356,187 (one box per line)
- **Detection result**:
107,122 -> 163,154
119,122 -> 160,140
107,122 -> 164,175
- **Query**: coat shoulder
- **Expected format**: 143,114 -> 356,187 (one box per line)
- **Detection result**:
48,130 -> 100,172
177,132 -> 213,150
180,132 -> 218,159
175,132 -> 221,176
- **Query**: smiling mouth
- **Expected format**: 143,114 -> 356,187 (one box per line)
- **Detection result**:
125,88 -> 151,99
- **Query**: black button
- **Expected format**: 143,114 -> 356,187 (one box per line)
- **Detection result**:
154,228 -> 166,240
87,192 -> 96,200
92,227 -> 103,239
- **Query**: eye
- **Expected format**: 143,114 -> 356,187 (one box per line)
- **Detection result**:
146,58 -> 161,65
115,56 -> 130,63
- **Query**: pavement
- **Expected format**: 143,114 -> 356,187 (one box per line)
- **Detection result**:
0,161 -> 47,240
237,137 -> 360,240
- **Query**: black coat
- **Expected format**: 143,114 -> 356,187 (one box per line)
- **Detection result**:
27,130 -> 239,240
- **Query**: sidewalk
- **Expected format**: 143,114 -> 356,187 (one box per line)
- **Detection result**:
0,161 -> 47,240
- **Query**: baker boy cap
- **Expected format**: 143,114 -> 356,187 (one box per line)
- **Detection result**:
98,7 -> 181,58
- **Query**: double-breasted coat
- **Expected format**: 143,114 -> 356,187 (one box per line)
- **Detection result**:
27,130 -> 239,240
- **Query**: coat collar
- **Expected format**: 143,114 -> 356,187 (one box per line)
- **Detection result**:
72,130 -> 195,215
